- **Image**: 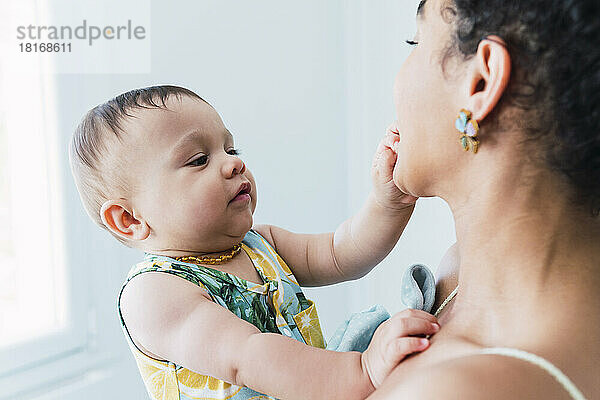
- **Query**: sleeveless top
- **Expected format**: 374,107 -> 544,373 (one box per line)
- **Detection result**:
477,348 -> 588,400
116,230 -> 326,400
433,287 -> 588,400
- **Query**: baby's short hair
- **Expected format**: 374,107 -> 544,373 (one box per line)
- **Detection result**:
69,85 -> 206,245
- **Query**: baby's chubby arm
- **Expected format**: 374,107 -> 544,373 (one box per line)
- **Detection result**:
121,272 -> 439,400
255,126 -> 416,286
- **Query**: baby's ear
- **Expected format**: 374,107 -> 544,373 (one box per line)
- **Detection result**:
100,200 -> 150,241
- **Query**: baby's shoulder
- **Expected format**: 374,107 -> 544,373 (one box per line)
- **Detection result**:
121,269 -> 212,313
120,270 -> 212,345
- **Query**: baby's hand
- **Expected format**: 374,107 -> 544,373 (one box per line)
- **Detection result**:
371,123 -> 418,210
361,309 -> 440,388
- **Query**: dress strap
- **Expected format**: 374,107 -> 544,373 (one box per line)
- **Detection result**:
433,285 -> 458,318
479,347 -> 587,400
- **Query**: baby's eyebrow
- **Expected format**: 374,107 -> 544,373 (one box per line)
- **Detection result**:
170,129 -> 234,162
170,130 -> 207,162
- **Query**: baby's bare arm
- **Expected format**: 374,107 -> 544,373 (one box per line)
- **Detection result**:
254,130 -> 417,287
255,194 -> 413,287
121,272 -> 379,400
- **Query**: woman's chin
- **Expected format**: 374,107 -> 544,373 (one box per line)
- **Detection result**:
392,164 -> 409,193
394,173 -> 425,203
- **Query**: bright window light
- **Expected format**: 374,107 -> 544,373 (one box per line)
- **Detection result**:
0,0 -> 67,349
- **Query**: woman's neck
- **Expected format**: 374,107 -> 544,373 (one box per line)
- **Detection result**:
443,163 -> 600,347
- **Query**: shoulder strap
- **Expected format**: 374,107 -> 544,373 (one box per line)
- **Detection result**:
479,347 -> 587,400
243,230 -> 299,285
127,255 -> 229,293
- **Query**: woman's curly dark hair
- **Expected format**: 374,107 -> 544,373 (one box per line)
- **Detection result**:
445,0 -> 599,216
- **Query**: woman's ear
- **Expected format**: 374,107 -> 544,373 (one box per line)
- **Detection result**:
466,36 -> 511,122
100,200 -> 150,242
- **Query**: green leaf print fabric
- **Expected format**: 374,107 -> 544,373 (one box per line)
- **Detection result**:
117,229 -> 325,400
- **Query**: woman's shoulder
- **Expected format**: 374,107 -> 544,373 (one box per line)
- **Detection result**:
367,350 -> 577,400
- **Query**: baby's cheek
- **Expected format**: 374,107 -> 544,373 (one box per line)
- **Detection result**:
189,200 -> 216,224
178,206 -> 218,242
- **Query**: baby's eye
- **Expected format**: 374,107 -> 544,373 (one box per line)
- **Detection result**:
186,154 -> 208,167
227,148 -> 241,156
405,39 -> 419,46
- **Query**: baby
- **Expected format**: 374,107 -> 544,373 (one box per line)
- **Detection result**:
69,85 -> 440,400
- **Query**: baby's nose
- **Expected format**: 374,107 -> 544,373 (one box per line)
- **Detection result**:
223,155 -> 245,177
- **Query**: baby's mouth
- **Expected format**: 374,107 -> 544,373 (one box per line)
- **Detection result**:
230,182 -> 251,203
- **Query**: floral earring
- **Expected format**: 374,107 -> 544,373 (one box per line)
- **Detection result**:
455,109 -> 480,153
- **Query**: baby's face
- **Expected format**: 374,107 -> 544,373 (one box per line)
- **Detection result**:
120,96 -> 257,253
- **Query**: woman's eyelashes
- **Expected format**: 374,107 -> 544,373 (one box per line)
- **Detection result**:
185,149 -> 241,167
405,39 -> 419,46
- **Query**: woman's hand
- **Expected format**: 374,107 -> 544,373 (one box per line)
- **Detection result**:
371,122 -> 418,211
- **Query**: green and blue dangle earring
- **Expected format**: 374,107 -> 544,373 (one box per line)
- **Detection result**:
455,109 -> 480,153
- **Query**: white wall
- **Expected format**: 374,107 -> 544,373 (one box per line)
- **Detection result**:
12,1 -> 455,398
342,0 -> 456,316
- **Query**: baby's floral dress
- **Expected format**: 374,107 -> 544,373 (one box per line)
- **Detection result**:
117,230 -> 326,400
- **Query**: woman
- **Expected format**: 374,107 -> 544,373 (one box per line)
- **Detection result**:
369,0 -> 599,398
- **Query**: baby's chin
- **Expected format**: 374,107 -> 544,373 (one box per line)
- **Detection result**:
228,213 -> 254,239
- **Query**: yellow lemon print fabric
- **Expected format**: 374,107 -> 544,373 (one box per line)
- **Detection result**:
117,230 -> 326,400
